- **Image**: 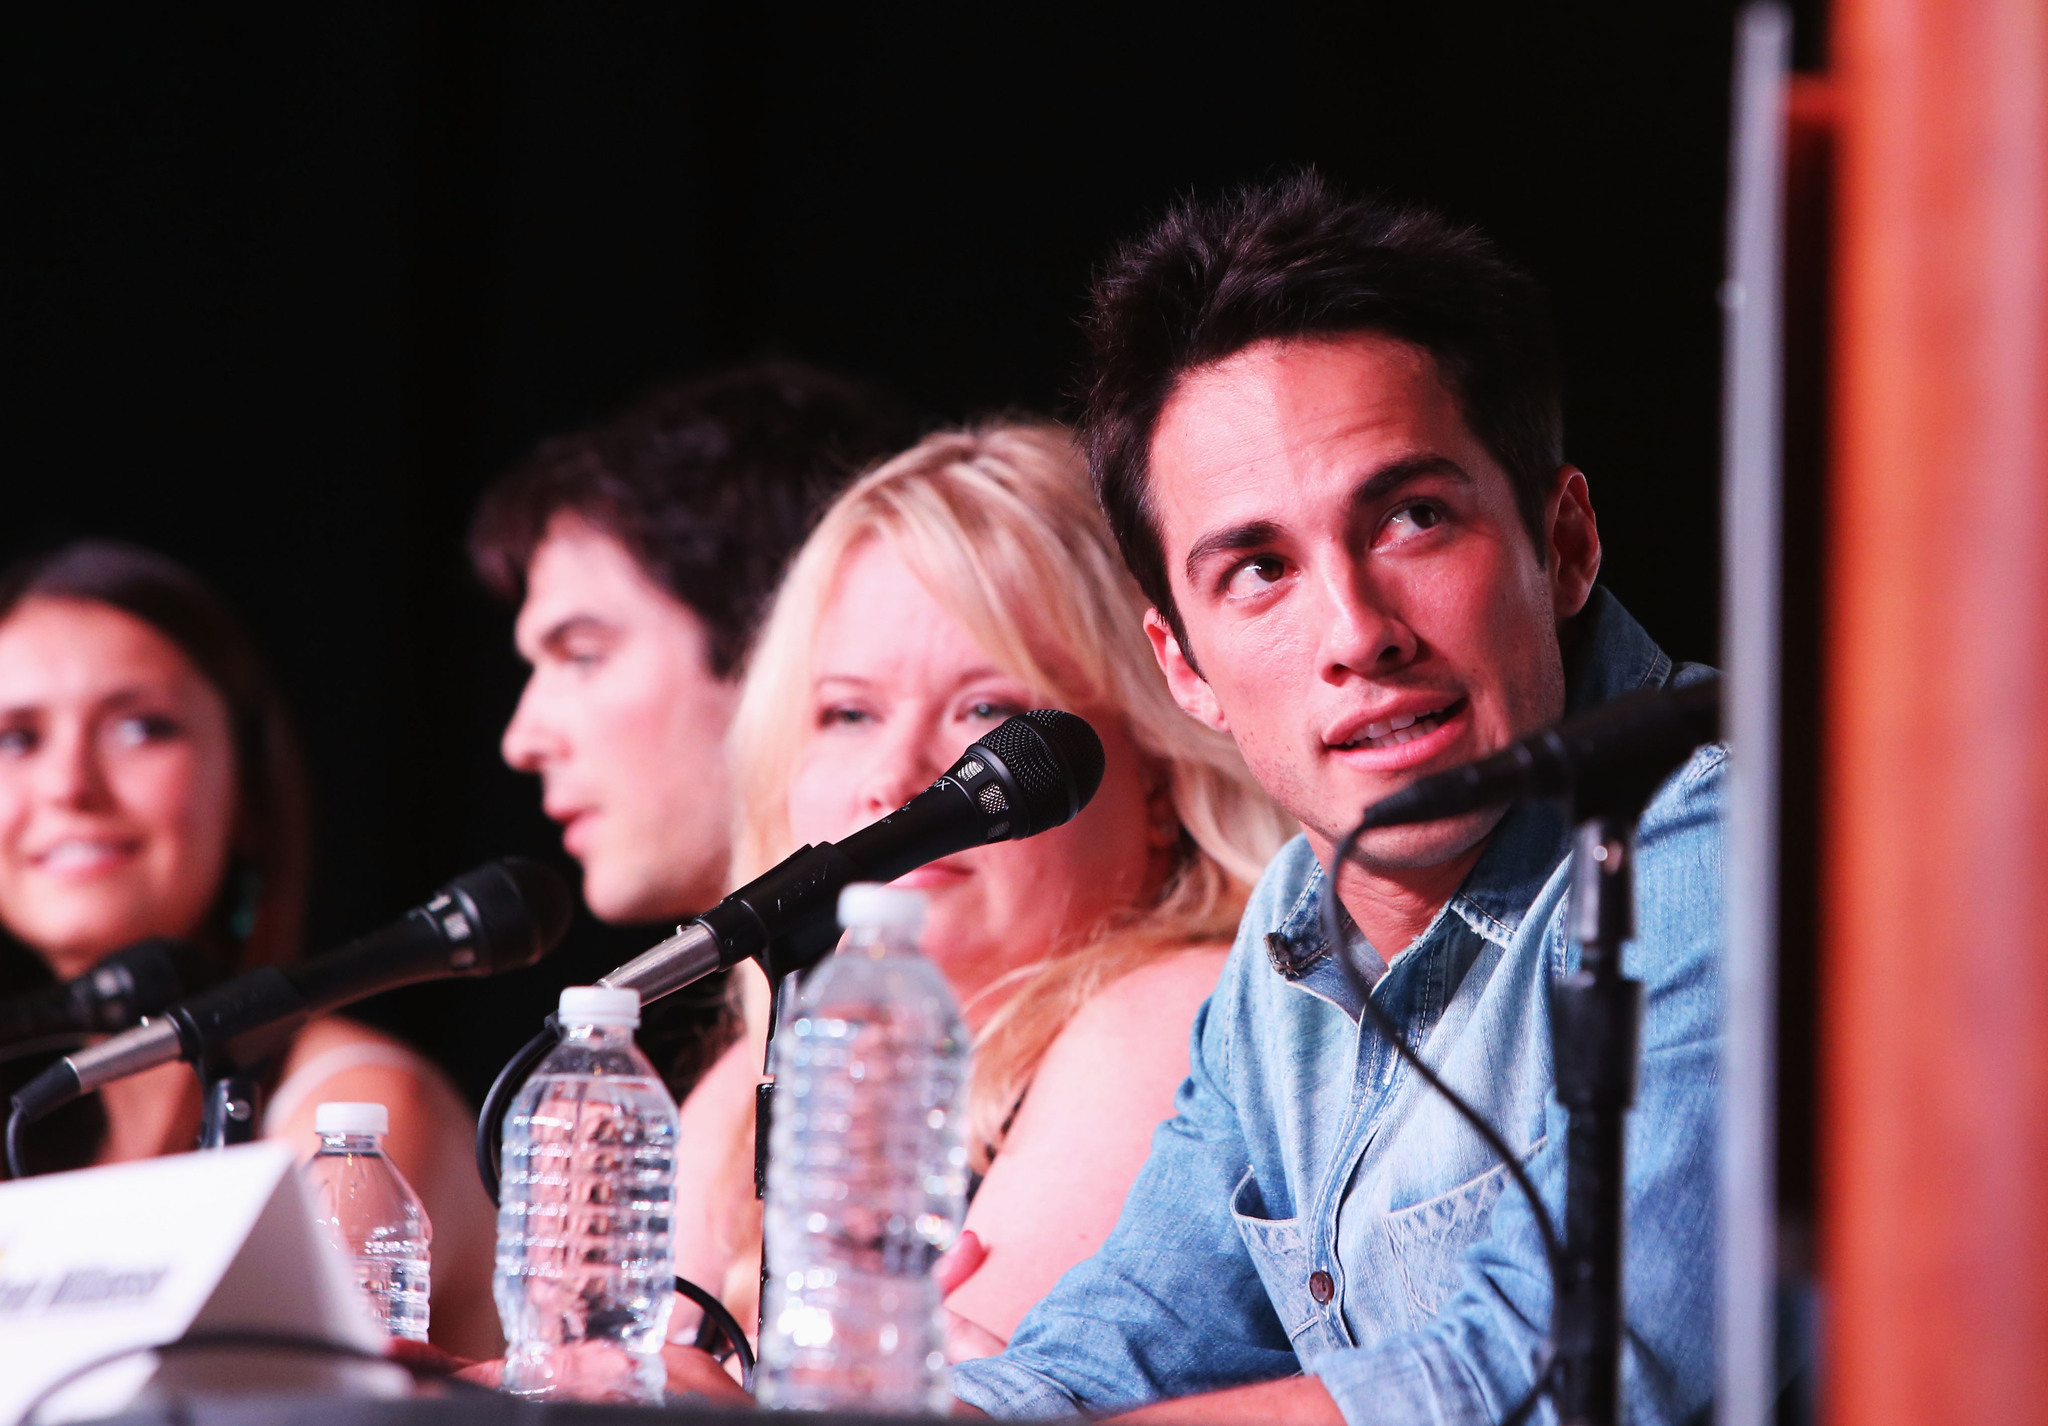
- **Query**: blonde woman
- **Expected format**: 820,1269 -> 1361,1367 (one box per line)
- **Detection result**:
672,422 -> 1293,1357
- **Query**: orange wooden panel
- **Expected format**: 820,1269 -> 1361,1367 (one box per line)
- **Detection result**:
1826,0 -> 2048,1422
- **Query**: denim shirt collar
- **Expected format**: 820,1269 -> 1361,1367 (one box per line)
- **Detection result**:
1261,587 -> 1673,1009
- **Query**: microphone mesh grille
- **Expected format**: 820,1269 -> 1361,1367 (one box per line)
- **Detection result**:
972,710 -> 1106,835
1021,709 -> 1106,806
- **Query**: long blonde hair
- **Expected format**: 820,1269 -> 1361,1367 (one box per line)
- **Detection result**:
731,422 -> 1293,1163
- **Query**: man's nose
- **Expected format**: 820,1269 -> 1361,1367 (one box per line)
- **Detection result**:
500,677 -> 562,773
1315,561 -> 1418,681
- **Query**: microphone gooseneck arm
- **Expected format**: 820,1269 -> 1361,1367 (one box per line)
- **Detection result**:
15,1017 -> 185,1123
1354,678 -> 1720,832
28,925 -> 444,1120
600,836 -> 869,999
479,710 -> 1104,1220
598,922 -> 723,1004
596,803 -> 962,1003
595,710 -> 1107,1006
5,858 -> 571,1178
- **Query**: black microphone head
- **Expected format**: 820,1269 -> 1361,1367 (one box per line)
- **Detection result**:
959,710 -> 1106,840
441,858 -> 574,974
85,938 -> 216,1030
1353,676 -> 1726,832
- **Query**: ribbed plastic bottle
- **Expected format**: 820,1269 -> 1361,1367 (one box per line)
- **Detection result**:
759,883 -> 970,1413
302,1101 -> 432,1342
494,985 -> 679,1404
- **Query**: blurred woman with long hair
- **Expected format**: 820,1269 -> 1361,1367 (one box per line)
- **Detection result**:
0,541 -> 500,1355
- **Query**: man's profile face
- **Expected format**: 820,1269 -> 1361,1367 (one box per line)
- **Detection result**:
1144,332 -> 1599,872
501,514 -> 740,922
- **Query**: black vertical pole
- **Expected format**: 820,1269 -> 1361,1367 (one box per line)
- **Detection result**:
197,1067 -> 264,1149
1551,814 -> 1644,1426
756,962 -> 790,1341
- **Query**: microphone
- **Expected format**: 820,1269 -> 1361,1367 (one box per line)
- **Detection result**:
602,708 -> 1106,1001
11,857 -> 573,1124
0,938 -> 215,1046
1352,679 -> 1721,831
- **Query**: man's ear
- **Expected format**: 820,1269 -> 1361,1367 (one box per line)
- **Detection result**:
1545,464 -> 1602,619
1144,608 -> 1229,734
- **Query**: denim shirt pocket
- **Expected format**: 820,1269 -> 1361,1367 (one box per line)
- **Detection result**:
1379,1138 -> 1543,1323
1229,1167 -> 1349,1365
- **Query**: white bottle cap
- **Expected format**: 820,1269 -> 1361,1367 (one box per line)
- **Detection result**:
558,984 -> 641,1027
837,883 -> 928,938
315,1102 -> 389,1137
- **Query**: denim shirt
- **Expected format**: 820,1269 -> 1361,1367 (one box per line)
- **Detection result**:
954,589 -> 1724,1425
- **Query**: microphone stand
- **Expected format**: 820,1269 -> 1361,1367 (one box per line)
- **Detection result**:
1550,807 -> 1646,1426
754,964 -> 791,1341
1334,681 -> 1715,1424
197,1062 -> 264,1148
750,926 -> 832,1336
179,975 -> 305,1150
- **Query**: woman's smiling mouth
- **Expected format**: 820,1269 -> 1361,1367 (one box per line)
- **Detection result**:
29,837 -> 142,875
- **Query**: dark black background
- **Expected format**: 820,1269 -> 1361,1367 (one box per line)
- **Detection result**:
2,2 -> 1822,1105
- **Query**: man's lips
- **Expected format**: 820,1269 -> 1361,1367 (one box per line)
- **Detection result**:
549,808 -> 595,854
1324,697 -> 1472,773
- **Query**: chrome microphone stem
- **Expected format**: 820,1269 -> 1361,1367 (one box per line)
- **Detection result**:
65,1017 -> 183,1095
599,921 -> 724,1003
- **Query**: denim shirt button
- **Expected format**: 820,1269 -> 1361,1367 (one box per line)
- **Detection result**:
1308,1270 -> 1334,1304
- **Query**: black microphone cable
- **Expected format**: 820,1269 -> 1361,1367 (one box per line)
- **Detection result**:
1319,819 -> 1564,1426
472,1013 -> 755,1387
16,1329 -> 497,1425
4,1100 -> 32,1183
1322,679 -> 1720,1425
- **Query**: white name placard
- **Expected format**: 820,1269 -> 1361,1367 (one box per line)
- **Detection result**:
0,1141 -> 385,1424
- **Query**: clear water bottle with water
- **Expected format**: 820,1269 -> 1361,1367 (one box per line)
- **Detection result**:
759,883 -> 970,1414
303,1101 -> 432,1342
494,985 -> 679,1404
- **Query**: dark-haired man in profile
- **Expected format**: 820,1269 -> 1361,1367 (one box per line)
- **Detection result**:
950,177 -> 1723,1423
471,362 -> 914,1110
475,364 -> 913,924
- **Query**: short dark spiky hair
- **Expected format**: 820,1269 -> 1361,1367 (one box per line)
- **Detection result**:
471,361 -> 916,677
1077,171 -> 1565,650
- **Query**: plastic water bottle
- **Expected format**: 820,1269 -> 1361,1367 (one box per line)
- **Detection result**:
759,884 -> 970,1413
302,1101 -> 432,1342
494,985 -> 679,1404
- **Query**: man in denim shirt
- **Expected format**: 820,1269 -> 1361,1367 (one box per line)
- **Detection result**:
951,174 -> 1721,1423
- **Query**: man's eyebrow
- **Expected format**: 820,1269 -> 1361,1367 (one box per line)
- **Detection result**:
1348,453 -> 1473,511
95,686 -> 173,709
536,614 -> 617,652
1183,521 -> 1285,583
1179,455 -> 1474,584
